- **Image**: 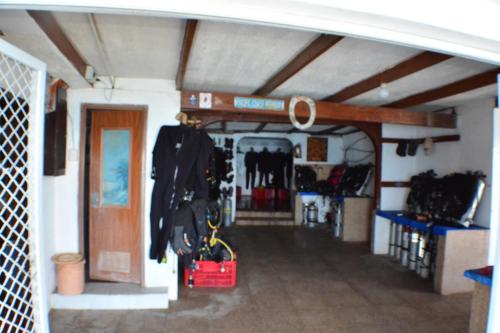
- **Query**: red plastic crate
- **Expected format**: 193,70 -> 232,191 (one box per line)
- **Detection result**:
252,188 -> 265,200
264,188 -> 275,200
276,189 -> 289,201
184,259 -> 237,288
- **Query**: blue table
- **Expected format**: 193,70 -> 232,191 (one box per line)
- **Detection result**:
376,210 -> 487,236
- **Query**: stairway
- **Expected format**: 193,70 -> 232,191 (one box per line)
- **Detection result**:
235,210 -> 295,226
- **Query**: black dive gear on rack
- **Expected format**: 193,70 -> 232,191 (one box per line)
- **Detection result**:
149,125 -> 212,263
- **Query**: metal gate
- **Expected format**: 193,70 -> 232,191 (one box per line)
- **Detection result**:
0,39 -> 48,332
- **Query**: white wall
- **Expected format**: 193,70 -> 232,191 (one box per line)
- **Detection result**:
372,97 -> 496,254
43,78 -> 180,300
342,131 -> 376,196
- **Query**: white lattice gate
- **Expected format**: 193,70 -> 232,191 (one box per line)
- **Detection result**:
0,40 -> 48,332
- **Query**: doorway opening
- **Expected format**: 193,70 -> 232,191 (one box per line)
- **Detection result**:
236,137 -> 293,212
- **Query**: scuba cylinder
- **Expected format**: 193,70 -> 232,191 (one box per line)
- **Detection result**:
400,226 -> 410,267
395,224 -> 403,260
419,234 -> 433,279
333,202 -> 343,238
408,229 -> 419,271
222,198 -> 232,227
302,203 -> 308,225
388,222 -> 397,257
306,202 -> 318,228
416,232 -> 427,275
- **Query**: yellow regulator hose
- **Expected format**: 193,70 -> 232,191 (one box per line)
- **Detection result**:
209,236 -> 234,262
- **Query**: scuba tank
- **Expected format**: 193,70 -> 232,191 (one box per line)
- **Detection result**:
419,234 -> 432,279
302,203 -> 308,225
306,202 -> 318,228
416,232 -> 426,275
222,198 -> 232,227
408,229 -> 419,271
400,226 -> 410,267
395,224 -> 403,260
333,202 -> 343,238
388,222 -> 397,257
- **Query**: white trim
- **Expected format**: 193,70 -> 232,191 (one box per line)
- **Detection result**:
50,292 -> 169,310
0,38 -> 48,333
488,94 -> 500,332
1,1 -> 500,64
29,66 -> 49,333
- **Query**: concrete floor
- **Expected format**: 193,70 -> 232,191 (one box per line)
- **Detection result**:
50,226 -> 472,333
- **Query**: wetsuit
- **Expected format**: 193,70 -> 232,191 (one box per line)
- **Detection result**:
244,150 -> 258,189
149,125 -> 212,262
273,151 -> 286,188
286,152 -> 293,189
258,149 -> 271,186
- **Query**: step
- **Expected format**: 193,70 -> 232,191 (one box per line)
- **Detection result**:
236,217 -> 296,226
50,282 -> 169,310
235,210 -> 293,219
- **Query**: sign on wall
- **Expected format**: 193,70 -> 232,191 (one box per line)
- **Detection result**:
234,97 -> 285,111
307,137 -> 328,162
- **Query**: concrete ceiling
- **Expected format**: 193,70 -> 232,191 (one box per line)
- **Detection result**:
0,10 -> 497,112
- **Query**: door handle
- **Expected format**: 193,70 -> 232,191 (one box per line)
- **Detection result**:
91,192 -> 99,208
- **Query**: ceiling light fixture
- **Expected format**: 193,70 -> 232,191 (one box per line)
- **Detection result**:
379,82 -> 390,99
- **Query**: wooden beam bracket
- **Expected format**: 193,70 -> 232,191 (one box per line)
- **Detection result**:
254,34 -> 343,96
382,134 -> 460,144
182,91 -> 457,129
28,10 -> 88,79
383,68 -> 500,108
323,51 -> 452,103
381,181 -> 411,187
176,19 -> 198,90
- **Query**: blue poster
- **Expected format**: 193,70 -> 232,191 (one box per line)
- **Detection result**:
102,130 -> 130,206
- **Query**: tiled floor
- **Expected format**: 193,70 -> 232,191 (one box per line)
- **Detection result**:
50,226 -> 472,333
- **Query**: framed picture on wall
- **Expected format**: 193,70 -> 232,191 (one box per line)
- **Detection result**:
307,137 -> 328,162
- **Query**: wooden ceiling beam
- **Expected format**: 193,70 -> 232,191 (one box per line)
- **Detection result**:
27,10 -> 87,78
383,68 -> 500,108
338,129 -> 361,136
253,34 -> 343,96
255,122 -> 267,133
175,19 -> 198,90
181,91 -> 456,128
323,51 -> 453,102
315,125 -> 346,135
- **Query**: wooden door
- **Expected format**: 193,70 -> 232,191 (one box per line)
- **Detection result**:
88,110 -> 144,283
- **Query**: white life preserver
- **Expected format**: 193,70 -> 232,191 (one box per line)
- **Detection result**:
288,96 -> 316,130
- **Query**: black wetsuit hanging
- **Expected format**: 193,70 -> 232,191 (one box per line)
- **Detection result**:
272,150 -> 286,188
285,152 -> 293,189
149,125 -> 211,262
244,149 -> 258,189
258,148 -> 271,187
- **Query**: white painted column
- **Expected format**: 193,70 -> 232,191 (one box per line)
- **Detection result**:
487,77 -> 500,332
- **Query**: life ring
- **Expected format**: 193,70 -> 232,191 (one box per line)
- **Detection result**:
289,96 -> 316,130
